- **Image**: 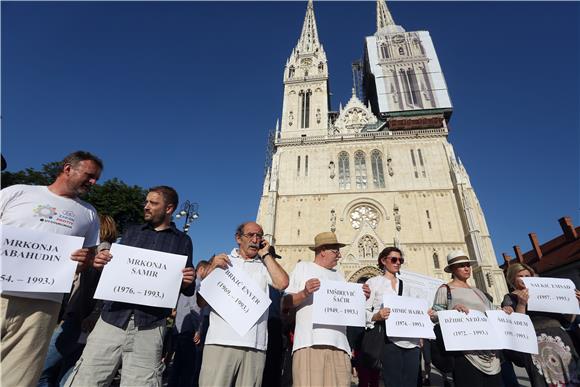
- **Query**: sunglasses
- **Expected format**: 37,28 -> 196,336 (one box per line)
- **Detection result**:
386,256 -> 404,265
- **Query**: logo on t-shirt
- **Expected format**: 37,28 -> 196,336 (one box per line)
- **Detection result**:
33,204 -> 75,229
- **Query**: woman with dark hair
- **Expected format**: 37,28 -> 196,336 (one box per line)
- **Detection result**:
501,263 -> 579,386
363,247 -> 421,387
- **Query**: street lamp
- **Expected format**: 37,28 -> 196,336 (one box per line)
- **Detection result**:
175,200 -> 199,234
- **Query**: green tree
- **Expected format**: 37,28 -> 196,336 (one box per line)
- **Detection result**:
1,163 -> 146,233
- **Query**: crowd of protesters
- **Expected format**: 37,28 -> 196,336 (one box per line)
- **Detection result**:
1,150 -> 579,387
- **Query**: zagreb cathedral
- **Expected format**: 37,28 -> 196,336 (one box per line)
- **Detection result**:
256,0 -> 508,303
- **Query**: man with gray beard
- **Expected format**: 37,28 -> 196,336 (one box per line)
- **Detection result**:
198,221 -> 289,387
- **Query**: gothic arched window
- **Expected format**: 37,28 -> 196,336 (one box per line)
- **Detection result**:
354,151 -> 367,189
398,47 -> 405,55
338,152 -> 351,190
318,62 -> 324,73
299,90 -> 312,128
380,44 -> 389,59
371,150 -> 385,188
289,66 -> 295,79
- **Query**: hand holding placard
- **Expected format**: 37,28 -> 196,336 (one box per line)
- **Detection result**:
522,277 -> 580,314
312,280 -> 366,327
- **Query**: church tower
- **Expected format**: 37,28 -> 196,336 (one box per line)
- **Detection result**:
257,0 -> 508,304
280,0 -> 330,138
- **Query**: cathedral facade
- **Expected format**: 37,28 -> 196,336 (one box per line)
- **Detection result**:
257,0 -> 508,303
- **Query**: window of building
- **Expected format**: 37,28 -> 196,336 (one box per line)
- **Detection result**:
297,155 -> 301,176
300,90 -> 312,128
371,150 -> 385,188
354,151 -> 368,189
305,155 -> 309,176
410,149 -> 416,166
289,66 -> 295,78
380,44 -> 389,59
338,152 -> 351,190
398,47 -> 405,55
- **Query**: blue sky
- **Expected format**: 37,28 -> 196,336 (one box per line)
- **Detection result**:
2,1 -> 579,265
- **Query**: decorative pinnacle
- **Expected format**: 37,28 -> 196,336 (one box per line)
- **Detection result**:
297,0 -> 321,53
377,0 -> 396,32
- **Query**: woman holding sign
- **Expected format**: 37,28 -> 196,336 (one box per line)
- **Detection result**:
431,250 -> 508,387
363,247 -> 420,387
501,263 -> 580,386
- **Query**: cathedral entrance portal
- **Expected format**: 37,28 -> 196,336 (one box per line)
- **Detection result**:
348,266 -> 382,283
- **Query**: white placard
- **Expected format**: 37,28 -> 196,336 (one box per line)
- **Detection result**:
522,277 -> 579,315
383,295 -> 435,339
199,264 -> 271,337
94,244 -> 187,308
398,270 -> 444,304
486,311 -> 538,354
1,225 -> 84,292
438,310 -> 502,351
312,280 -> 366,327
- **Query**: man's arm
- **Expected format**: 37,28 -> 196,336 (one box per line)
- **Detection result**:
282,278 -> 319,311
180,237 -> 195,296
259,241 -> 289,290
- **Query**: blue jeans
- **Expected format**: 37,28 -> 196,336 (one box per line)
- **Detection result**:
38,319 -> 84,387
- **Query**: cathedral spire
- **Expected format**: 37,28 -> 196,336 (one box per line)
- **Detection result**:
375,0 -> 405,35
297,0 -> 321,54
376,0 -> 395,31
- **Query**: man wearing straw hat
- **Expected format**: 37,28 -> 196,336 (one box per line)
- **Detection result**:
283,232 -> 370,387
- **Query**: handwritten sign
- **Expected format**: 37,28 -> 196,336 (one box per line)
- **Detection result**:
486,311 -> 538,354
383,295 -> 435,339
1,225 -> 84,292
199,264 -> 270,336
522,277 -> 579,314
438,310 -> 502,351
94,244 -> 186,308
312,280 -> 365,327
398,270 -> 444,304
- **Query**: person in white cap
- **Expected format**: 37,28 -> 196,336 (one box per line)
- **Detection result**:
430,250 -> 513,387
283,231 -> 370,387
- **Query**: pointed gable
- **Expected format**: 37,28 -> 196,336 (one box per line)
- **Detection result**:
331,90 -> 379,134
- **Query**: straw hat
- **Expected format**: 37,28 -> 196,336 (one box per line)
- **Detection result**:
309,232 -> 347,251
443,249 -> 477,273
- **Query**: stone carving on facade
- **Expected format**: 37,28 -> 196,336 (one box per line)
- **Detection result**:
332,91 -> 378,134
393,203 -> 401,231
358,235 -> 379,260
328,161 -> 335,179
330,209 -> 336,232
316,108 -> 321,124
386,151 -> 394,176
288,111 -> 294,126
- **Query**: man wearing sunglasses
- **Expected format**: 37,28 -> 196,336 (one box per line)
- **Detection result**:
283,232 -> 370,387
198,221 -> 289,387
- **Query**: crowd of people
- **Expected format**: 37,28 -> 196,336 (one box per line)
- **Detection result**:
1,150 -> 579,387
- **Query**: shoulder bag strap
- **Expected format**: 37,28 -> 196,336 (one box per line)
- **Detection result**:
398,279 -> 404,296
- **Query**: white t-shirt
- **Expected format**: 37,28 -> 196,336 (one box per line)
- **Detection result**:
204,248 -> 274,351
0,185 -> 99,303
365,275 -> 419,349
286,261 -> 351,355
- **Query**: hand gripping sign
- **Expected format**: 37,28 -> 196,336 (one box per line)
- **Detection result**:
94,243 -> 187,308
522,277 -> 580,315
383,294 -> 435,339
312,280 -> 366,327
199,264 -> 271,337
1,225 -> 84,293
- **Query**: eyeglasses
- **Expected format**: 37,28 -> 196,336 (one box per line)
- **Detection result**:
325,248 -> 341,255
387,256 -> 404,265
242,232 -> 264,239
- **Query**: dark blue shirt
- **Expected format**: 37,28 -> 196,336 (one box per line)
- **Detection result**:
101,223 -> 194,329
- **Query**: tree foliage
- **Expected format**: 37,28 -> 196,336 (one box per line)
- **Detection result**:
1,163 -> 146,233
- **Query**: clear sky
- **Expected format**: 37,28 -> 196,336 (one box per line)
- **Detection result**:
2,1 -> 579,265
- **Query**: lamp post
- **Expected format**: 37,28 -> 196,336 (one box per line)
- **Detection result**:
175,200 -> 199,234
